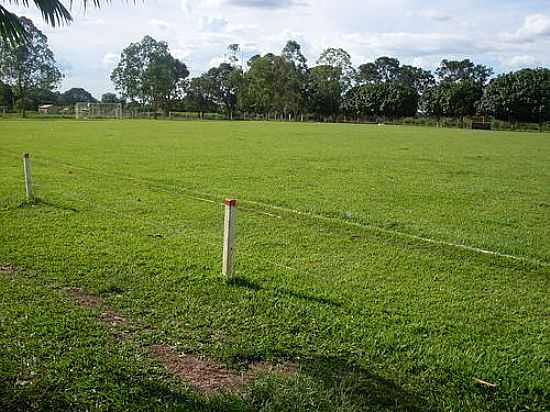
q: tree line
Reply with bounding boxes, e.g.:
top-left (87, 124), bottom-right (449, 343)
top-left (109, 37), bottom-right (550, 126)
top-left (1, 17), bottom-right (550, 126)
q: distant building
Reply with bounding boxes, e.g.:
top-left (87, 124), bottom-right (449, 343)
top-left (38, 104), bottom-right (59, 114)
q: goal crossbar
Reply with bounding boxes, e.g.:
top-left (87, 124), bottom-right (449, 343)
top-left (75, 102), bottom-right (122, 119)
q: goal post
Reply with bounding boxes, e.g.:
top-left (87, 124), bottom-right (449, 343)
top-left (75, 102), bottom-right (122, 120)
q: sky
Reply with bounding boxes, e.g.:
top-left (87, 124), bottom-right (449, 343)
top-left (7, 0), bottom-right (550, 98)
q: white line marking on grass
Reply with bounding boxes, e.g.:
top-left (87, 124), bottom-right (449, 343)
top-left (30, 157), bottom-right (280, 219)
top-left (238, 199), bottom-right (550, 269)
top-left (21, 153), bottom-right (548, 269)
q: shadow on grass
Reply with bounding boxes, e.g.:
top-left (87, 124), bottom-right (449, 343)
top-left (302, 355), bottom-right (431, 411)
top-left (228, 276), bottom-right (341, 307)
top-left (18, 197), bottom-right (78, 212)
top-left (246, 354), bottom-right (434, 411)
top-left (0, 374), bottom-right (246, 412)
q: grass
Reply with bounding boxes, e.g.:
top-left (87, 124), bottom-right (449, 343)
top-left (0, 119), bottom-right (549, 411)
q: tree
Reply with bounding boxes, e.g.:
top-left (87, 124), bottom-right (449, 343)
top-left (226, 43), bottom-right (240, 66)
top-left (436, 59), bottom-right (493, 84)
top-left (368, 57), bottom-right (400, 82)
top-left (110, 41), bottom-right (142, 104)
top-left (111, 36), bottom-right (189, 113)
top-left (357, 57), bottom-right (434, 94)
top-left (421, 80), bottom-right (483, 124)
top-left (422, 59), bottom-right (493, 125)
top-left (184, 75), bottom-right (218, 115)
top-left (343, 81), bottom-right (418, 120)
top-left (59, 87), bottom-right (97, 105)
top-left (317, 47), bottom-right (355, 91)
top-left (342, 83), bottom-right (383, 119)
top-left (307, 65), bottom-right (342, 120)
top-left (238, 54), bottom-right (276, 116)
top-left (420, 85), bottom-right (446, 120)
top-left (281, 40), bottom-right (308, 118)
top-left (479, 68), bottom-right (550, 127)
top-left (356, 56), bottom-right (435, 100)
top-left (0, 17), bottom-right (62, 116)
top-left (356, 62), bottom-right (379, 84)
top-left (205, 63), bottom-right (241, 118)
top-left (397, 65), bottom-right (434, 94)
top-left (380, 81), bottom-right (418, 118)
top-left (282, 40), bottom-right (307, 73)
top-left (0, 80), bottom-right (14, 110)
top-left (101, 92), bottom-right (121, 103)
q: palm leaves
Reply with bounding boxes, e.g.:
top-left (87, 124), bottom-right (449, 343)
top-left (0, 1), bottom-right (102, 45)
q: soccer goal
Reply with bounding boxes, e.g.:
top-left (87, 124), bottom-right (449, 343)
top-left (75, 102), bottom-right (122, 120)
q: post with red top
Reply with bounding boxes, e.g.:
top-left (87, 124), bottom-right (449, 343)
top-left (22, 153), bottom-right (33, 201)
top-left (223, 198), bottom-right (237, 277)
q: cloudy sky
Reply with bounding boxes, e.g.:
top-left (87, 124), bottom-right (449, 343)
top-left (8, 0), bottom-right (550, 97)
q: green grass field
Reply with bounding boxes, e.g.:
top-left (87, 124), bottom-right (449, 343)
top-left (1, 120), bottom-right (549, 411)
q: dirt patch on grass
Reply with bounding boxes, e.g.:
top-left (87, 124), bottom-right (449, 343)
top-left (151, 345), bottom-right (298, 394)
top-left (65, 288), bottom-right (297, 393)
top-left (99, 310), bottom-right (128, 326)
top-left (151, 345), bottom-right (252, 393)
top-left (65, 287), bottom-right (104, 308)
top-left (250, 361), bottom-right (298, 377)
top-left (0, 265), bottom-right (20, 275)
top-left (65, 288), bottom-right (131, 340)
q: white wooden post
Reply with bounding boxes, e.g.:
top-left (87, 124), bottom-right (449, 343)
top-left (22, 153), bottom-right (33, 200)
top-left (222, 198), bottom-right (237, 277)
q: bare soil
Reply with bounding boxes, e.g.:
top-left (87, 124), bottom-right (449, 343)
top-left (65, 287), bottom-right (104, 308)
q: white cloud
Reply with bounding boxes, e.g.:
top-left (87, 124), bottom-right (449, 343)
top-left (225, 0), bottom-right (304, 9)
top-left (416, 9), bottom-right (452, 22)
top-left (226, 23), bottom-right (258, 33)
top-left (81, 18), bottom-right (106, 25)
top-left (180, 0), bottom-right (193, 13)
top-left (344, 32), bottom-right (483, 58)
top-left (102, 53), bottom-right (119, 66)
top-left (171, 48), bottom-right (193, 60)
top-left (500, 55), bottom-right (540, 70)
top-left (181, 0), bottom-right (223, 13)
top-left (521, 14), bottom-right (550, 37)
top-left (504, 14), bottom-right (550, 43)
top-left (200, 16), bottom-right (228, 32)
top-left (208, 56), bottom-right (227, 67)
top-left (150, 19), bottom-right (171, 31)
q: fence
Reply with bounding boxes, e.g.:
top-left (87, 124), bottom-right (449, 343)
top-left (9, 151), bottom-right (547, 292)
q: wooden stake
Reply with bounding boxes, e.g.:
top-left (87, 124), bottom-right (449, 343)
top-left (473, 378), bottom-right (497, 389)
top-left (223, 199), bottom-right (237, 277)
top-left (22, 153), bottom-right (33, 200)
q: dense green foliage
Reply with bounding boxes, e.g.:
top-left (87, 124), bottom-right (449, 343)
top-left (343, 81), bottom-right (418, 119)
top-left (110, 36), bottom-right (189, 113)
top-left (100, 92), bottom-right (122, 103)
top-left (0, 79), bottom-right (14, 108)
top-left (421, 59), bottom-right (492, 122)
top-left (58, 87), bottom-right (97, 105)
top-left (479, 68), bottom-right (550, 125)
top-left (0, 17), bottom-right (62, 115)
top-left (1, 120), bottom-right (549, 411)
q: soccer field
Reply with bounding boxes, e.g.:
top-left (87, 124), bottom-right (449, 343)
top-left (1, 120), bottom-right (549, 411)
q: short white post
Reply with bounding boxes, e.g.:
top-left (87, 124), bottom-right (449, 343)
top-left (22, 153), bottom-right (33, 200)
top-left (222, 198), bottom-right (237, 277)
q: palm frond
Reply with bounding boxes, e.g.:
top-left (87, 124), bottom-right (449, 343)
top-left (0, 5), bottom-right (26, 45)
top-left (4, 0), bottom-right (73, 27)
top-left (1, 0), bottom-right (110, 46)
